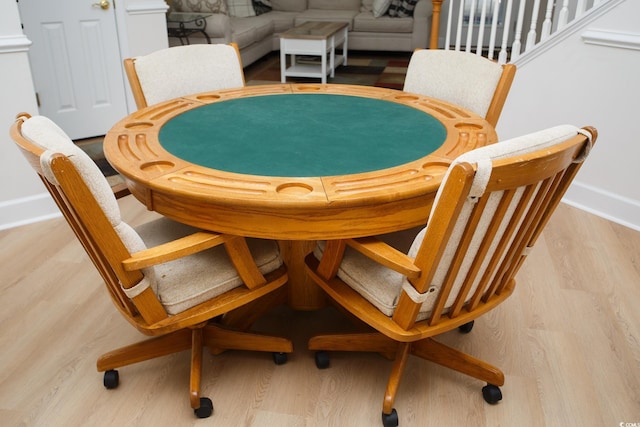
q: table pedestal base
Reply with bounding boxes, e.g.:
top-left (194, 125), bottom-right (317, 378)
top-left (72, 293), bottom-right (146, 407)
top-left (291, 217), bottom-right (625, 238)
top-left (279, 240), bottom-right (326, 310)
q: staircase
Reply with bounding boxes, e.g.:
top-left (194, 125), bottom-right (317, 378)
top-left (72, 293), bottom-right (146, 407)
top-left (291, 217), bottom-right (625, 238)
top-left (429, 0), bottom-right (619, 64)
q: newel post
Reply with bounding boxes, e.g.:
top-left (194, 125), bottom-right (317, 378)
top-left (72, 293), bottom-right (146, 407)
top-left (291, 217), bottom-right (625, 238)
top-left (430, 0), bottom-right (443, 49)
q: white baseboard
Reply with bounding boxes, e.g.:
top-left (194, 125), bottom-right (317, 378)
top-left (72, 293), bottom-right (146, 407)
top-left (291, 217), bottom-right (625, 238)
top-left (563, 181), bottom-right (640, 232)
top-left (0, 192), bottom-right (60, 231)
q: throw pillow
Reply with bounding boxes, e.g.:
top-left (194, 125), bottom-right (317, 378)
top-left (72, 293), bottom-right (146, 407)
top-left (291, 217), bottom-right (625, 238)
top-left (227, 0), bottom-right (257, 17)
top-left (170, 0), bottom-right (228, 14)
top-left (253, 0), bottom-right (272, 15)
top-left (372, 0), bottom-right (391, 18)
top-left (388, 0), bottom-right (418, 17)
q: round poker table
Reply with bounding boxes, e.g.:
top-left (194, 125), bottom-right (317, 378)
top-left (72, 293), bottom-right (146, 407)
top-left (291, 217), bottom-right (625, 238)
top-left (105, 84), bottom-right (497, 309)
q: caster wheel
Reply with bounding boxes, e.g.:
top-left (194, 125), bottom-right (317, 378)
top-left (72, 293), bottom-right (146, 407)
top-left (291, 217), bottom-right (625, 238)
top-left (381, 408), bottom-right (398, 427)
top-left (103, 370), bottom-right (119, 389)
top-left (315, 351), bottom-right (330, 369)
top-left (273, 352), bottom-right (288, 365)
top-left (194, 397), bottom-right (213, 418)
top-left (458, 320), bottom-right (475, 334)
top-left (482, 384), bottom-right (502, 404)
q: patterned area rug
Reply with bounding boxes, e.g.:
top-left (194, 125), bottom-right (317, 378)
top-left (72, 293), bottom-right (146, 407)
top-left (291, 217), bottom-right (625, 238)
top-left (245, 51), bottom-right (410, 89)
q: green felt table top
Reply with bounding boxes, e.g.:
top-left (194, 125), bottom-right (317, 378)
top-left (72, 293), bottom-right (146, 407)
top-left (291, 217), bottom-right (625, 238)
top-left (159, 93), bottom-right (447, 177)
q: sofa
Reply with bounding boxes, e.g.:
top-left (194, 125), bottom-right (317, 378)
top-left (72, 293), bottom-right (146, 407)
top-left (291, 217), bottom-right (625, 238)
top-left (167, 0), bottom-right (433, 67)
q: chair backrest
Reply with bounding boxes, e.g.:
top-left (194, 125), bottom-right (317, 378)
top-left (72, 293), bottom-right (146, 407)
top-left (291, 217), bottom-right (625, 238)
top-left (392, 124), bottom-right (595, 330)
top-left (10, 113), bottom-right (167, 323)
top-left (124, 43), bottom-right (245, 109)
top-left (403, 49), bottom-right (516, 127)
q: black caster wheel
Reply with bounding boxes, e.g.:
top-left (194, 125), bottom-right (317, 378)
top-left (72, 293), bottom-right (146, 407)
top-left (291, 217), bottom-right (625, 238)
top-left (482, 384), bottom-right (502, 404)
top-left (273, 352), bottom-right (288, 365)
top-left (194, 397), bottom-right (213, 418)
top-left (103, 370), bottom-right (119, 389)
top-left (381, 408), bottom-right (398, 427)
top-left (458, 320), bottom-right (475, 334)
top-left (315, 351), bottom-right (330, 369)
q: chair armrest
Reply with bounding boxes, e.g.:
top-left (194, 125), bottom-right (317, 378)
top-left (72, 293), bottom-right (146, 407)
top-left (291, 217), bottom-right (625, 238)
top-left (122, 232), bottom-right (226, 271)
top-left (346, 237), bottom-right (421, 279)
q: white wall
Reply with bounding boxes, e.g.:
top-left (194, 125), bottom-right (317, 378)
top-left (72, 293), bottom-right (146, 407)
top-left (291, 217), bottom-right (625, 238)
top-left (497, 0), bottom-right (640, 231)
top-left (0, 1), bottom-right (58, 229)
top-left (0, 0), bottom-right (168, 230)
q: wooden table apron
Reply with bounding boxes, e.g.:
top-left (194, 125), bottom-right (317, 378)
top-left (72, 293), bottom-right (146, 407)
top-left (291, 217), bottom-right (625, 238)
top-left (104, 84), bottom-right (497, 310)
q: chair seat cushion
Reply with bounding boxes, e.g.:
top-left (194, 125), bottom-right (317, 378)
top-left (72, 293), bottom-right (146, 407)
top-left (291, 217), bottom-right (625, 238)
top-left (136, 218), bottom-right (283, 315)
top-left (314, 240), bottom-right (435, 320)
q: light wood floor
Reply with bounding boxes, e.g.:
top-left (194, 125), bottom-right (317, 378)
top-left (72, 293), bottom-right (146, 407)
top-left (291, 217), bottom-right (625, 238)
top-left (1, 196), bottom-right (639, 426)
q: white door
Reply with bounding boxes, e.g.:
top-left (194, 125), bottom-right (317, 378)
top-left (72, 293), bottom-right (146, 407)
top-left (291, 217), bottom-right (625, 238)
top-left (18, 0), bottom-right (128, 140)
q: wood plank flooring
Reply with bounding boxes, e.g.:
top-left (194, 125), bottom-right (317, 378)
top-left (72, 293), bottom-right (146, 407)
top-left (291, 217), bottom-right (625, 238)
top-left (1, 196), bottom-right (639, 426)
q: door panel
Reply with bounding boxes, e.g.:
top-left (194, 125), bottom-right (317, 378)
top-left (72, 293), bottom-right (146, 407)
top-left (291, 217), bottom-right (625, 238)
top-left (19, 0), bottom-right (128, 139)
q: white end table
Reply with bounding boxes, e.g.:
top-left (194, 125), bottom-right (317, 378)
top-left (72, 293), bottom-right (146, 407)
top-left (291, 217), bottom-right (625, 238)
top-left (279, 21), bottom-right (348, 84)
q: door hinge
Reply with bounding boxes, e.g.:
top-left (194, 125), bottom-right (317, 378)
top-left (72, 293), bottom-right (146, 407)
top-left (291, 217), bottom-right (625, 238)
top-left (35, 92), bottom-right (41, 107)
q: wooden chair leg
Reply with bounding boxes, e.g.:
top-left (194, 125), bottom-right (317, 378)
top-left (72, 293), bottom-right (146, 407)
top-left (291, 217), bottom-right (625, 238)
top-left (202, 323), bottom-right (293, 354)
top-left (190, 328), bottom-right (203, 409)
top-left (411, 338), bottom-right (505, 386)
top-left (309, 332), bottom-right (398, 354)
top-left (97, 329), bottom-right (192, 372)
top-left (383, 342), bottom-right (410, 415)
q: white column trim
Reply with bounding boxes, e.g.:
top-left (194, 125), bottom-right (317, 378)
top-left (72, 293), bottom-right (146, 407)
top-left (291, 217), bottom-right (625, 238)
top-left (0, 35), bottom-right (32, 54)
top-left (581, 29), bottom-right (640, 50)
top-left (125, 1), bottom-right (169, 15)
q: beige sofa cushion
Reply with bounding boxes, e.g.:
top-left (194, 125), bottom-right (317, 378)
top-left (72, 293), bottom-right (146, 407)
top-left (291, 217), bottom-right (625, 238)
top-left (272, 0), bottom-right (307, 12)
top-left (202, 14), bottom-right (231, 38)
top-left (308, 0), bottom-right (360, 10)
top-left (268, 10), bottom-right (300, 32)
top-left (231, 15), bottom-right (274, 48)
top-left (353, 12), bottom-right (414, 33)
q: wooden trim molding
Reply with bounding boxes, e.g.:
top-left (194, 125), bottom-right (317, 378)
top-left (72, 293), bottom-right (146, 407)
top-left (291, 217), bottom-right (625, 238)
top-left (0, 35), bottom-right (32, 54)
top-left (125, 0), bottom-right (170, 15)
top-left (581, 29), bottom-right (640, 51)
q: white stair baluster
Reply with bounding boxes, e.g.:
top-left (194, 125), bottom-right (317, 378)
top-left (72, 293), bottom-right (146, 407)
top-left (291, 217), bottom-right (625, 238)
top-left (576, 0), bottom-right (587, 18)
top-left (456, 0), bottom-right (465, 51)
top-left (465, 0), bottom-right (477, 53)
top-left (525, 0), bottom-right (541, 52)
top-left (541, 0), bottom-right (555, 40)
top-left (488, 0), bottom-right (502, 60)
top-left (445, 0), bottom-right (454, 50)
top-left (511, 0), bottom-right (527, 60)
top-left (498, 0), bottom-right (514, 64)
top-left (558, 0), bottom-right (570, 29)
top-left (475, 0), bottom-right (488, 55)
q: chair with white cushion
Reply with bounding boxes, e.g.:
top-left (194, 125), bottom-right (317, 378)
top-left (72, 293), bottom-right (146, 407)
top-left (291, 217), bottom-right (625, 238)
top-left (305, 124), bottom-right (596, 427)
top-left (124, 43), bottom-right (245, 109)
top-left (10, 113), bottom-right (291, 419)
top-left (403, 49), bottom-right (516, 127)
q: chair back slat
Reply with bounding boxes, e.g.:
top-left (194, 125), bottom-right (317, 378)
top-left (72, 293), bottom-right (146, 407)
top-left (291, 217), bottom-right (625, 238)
top-left (449, 189), bottom-right (517, 317)
top-left (406, 126), bottom-right (594, 330)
